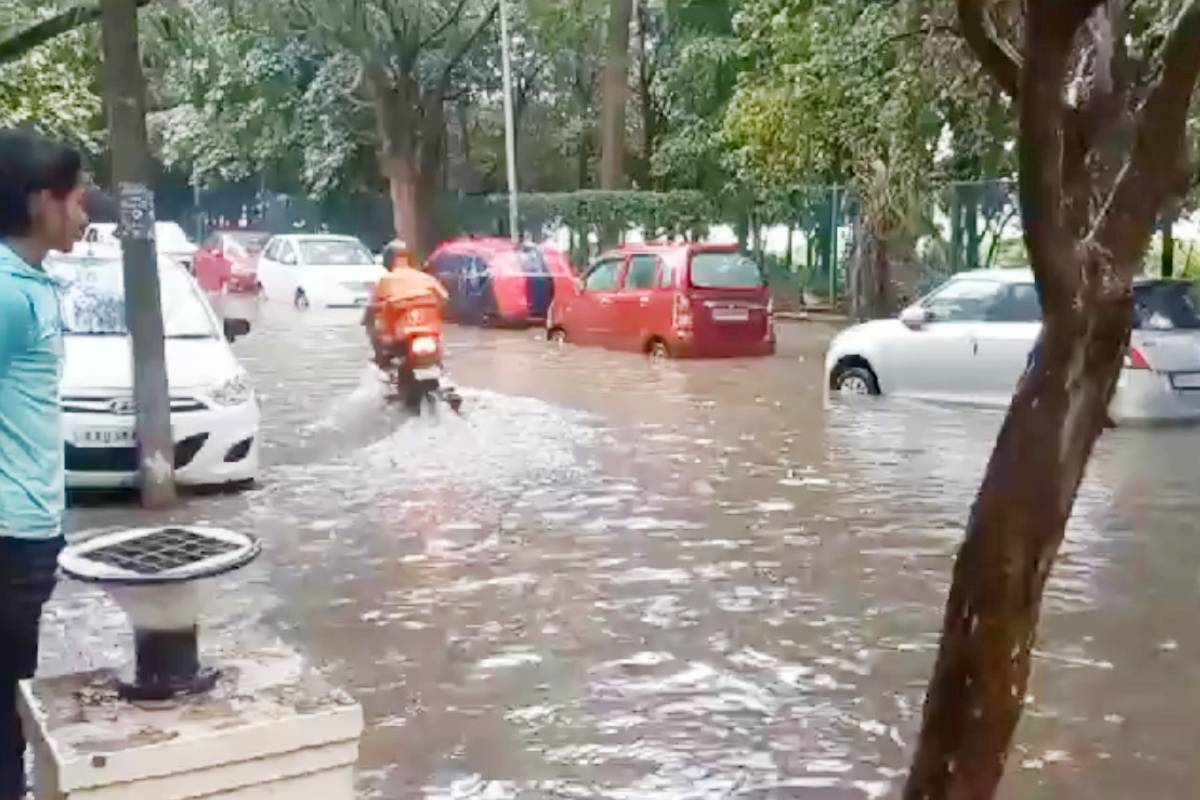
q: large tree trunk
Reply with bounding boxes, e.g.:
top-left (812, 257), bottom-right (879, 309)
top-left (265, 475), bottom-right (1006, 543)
top-left (368, 66), bottom-right (447, 261)
top-left (904, 272), bottom-right (1131, 798)
top-left (599, 0), bottom-right (633, 190)
top-left (382, 155), bottom-right (438, 261)
top-left (905, 1), bottom-right (1200, 797)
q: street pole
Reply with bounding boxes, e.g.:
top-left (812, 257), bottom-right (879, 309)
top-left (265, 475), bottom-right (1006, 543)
top-left (100, 0), bottom-right (176, 508)
top-left (498, 0), bottom-right (519, 242)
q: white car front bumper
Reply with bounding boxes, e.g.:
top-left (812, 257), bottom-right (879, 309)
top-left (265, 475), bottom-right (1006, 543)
top-left (63, 397), bottom-right (261, 489)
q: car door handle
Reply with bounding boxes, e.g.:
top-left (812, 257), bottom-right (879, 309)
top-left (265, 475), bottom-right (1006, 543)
top-left (639, 296), bottom-right (650, 307)
top-left (599, 297), bottom-right (614, 306)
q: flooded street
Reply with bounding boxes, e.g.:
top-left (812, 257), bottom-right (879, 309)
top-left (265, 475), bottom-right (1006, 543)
top-left (52, 301), bottom-right (1200, 799)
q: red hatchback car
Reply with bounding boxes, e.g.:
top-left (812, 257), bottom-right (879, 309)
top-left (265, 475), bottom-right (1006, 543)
top-left (193, 230), bottom-right (272, 294)
top-left (547, 243), bottom-right (776, 358)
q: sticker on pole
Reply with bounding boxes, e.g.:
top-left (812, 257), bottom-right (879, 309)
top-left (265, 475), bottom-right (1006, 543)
top-left (117, 182), bottom-right (156, 241)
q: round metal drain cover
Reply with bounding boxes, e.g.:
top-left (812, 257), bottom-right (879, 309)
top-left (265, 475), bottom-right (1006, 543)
top-left (60, 526), bottom-right (260, 585)
top-left (59, 526), bottom-right (261, 701)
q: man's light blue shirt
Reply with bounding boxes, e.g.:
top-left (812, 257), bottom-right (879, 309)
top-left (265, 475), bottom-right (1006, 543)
top-left (0, 242), bottom-right (64, 539)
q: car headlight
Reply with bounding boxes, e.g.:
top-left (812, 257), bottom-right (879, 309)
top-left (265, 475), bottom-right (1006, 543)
top-left (208, 372), bottom-right (253, 407)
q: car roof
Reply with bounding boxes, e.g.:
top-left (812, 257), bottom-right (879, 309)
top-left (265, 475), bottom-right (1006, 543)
top-left (46, 250), bottom-right (188, 274)
top-left (952, 268), bottom-right (1191, 288)
top-left (617, 241), bottom-right (739, 253)
top-left (951, 268), bottom-right (1034, 283)
top-left (274, 233), bottom-right (362, 243)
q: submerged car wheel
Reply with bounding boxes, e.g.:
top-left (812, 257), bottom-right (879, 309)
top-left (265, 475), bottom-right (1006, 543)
top-left (835, 365), bottom-right (879, 396)
top-left (294, 289), bottom-right (310, 310)
top-left (548, 328), bottom-right (568, 345)
top-left (648, 339), bottom-right (670, 361)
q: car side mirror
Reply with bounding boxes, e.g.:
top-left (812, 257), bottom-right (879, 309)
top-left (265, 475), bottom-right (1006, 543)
top-left (224, 318), bottom-right (251, 342)
top-left (900, 305), bottom-right (931, 330)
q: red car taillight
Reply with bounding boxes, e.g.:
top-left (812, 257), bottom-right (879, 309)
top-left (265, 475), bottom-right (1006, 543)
top-left (1124, 346), bottom-right (1151, 370)
top-left (672, 293), bottom-right (693, 332)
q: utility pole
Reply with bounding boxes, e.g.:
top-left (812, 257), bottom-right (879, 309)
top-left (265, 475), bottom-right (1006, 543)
top-left (101, 0), bottom-right (176, 508)
top-left (497, 0), bottom-right (519, 242)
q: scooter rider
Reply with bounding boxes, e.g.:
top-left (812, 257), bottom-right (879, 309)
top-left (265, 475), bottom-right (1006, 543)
top-left (364, 240), bottom-right (448, 368)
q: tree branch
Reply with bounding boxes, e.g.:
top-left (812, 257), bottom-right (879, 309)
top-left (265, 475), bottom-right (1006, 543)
top-left (419, 0), bottom-right (473, 50)
top-left (1096, 0), bottom-right (1200, 265)
top-left (438, 2), bottom-right (498, 89)
top-left (0, 0), bottom-right (153, 64)
top-left (1016, 0), bottom-right (1106, 309)
top-left (955, 0), bottom-right (1021, 98)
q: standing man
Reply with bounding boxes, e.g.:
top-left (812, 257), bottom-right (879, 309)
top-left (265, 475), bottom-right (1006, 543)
top-left (0, 129), bottom-right (88, 800)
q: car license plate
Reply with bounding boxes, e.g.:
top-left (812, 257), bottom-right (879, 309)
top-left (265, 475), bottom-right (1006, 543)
top-left (712, 308), bottom-right (749, 322)
top-left (76, 428), bottom-right (135, 447)
top-left (412, 367), bottom-right (441, 381)
top-left (1171, 372), bottom-right (1200, 390)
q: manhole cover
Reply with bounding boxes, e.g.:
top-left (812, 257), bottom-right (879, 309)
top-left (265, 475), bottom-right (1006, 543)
top-left (59, 526), bottom-right (261, 701)
top-left (60, 526), bottom-right (260, 585)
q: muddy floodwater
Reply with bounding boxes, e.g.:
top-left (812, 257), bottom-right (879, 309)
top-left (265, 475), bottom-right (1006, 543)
top-left (51, 300), bottom-right (1200, 799)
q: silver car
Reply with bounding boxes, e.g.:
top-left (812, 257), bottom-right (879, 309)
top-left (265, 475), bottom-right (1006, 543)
top-left (824, 269), bottom-right (1200, 423)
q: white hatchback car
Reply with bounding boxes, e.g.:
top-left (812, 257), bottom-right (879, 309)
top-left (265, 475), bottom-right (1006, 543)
top-left (47, 252), bottom-right (261, 489)
top-left (825, 269), bottom-right (1200, 423)
top-left (256, 234), bottom-right (385, 309)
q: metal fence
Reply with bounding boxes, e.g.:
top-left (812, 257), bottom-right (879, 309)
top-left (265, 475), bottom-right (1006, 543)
top-left (171, 179), bottom-right (1029, 305)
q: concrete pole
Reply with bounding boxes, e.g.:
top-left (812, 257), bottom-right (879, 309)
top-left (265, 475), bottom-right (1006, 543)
top-left (498, 0), bottom-right (520, 242)
top-left (100, 0), bottom-right (176, 508)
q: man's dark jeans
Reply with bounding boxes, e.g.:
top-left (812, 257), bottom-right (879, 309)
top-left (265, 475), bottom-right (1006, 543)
top-left (0, 537), bottom-right (62, 800)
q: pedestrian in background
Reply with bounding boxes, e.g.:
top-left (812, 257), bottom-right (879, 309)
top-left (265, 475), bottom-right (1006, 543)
top-left (0, 129), bottom-right (88, 800)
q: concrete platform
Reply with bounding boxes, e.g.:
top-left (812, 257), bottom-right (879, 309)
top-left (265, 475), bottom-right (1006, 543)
top-left (19, 642), bottom-right (363, 800)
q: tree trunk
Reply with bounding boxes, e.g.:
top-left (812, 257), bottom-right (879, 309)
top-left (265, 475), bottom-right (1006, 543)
top-left (382, 155), bottom-right (440, 263)
top-left (633, 0), bottom-right (658, 189)
top-left (368, 67), bottom-right (447, 261)
top-left (905, 0), bottom-right (1200, 795)
top-left (1161, 211), bottom-right (1177, 278)
top-left (100, 0), bottom-right (175, 509)
top-left (904, 266), bottom-right (1131, 798)
top-left (599, 0), bottom-right (633, 190)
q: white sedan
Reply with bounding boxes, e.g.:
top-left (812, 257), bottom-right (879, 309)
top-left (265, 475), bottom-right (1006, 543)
top-left (256, 234), bottom-right (385, 309)
top-left (825, 269), bottom-right (1200, 423)
top-left (48, 252), bottom-right (260, 489)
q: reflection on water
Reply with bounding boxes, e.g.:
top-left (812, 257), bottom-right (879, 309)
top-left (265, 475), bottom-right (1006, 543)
top-left (54, 300), bottom-right (1200, 799)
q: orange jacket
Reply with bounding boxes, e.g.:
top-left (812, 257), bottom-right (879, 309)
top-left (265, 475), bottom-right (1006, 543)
top-left (372, 267), bottom-right (449, 344)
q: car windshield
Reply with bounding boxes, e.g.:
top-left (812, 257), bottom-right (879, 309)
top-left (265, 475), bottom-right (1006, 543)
top-left (1134, 281), bottom-right (1200, 330)
top-left (689, 252), bottom-right (764, 289)
top-left (156, 222), bottom-right (193, 250)
top-left (922, 279), bottom-right (1006, 322)
top-left (226, 231), bottom-right (270, 257)
top-left (51, 257), bottom-right (218, 339)
top-left (298, 239), bottom-right (373, 266)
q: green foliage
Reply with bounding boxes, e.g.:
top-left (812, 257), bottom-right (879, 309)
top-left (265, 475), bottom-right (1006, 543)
top-left (723, 0), bottom-right (943, 242)
top-left (0, 1), bottom-right (103, 151)
top-left (146, 2), bottom-right (374, 197)
top-left (650, 0), bottom-right (741, 193)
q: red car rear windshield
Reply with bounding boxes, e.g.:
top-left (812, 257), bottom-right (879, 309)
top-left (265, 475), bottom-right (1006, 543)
top-left (689, 252), bottom-right (765, 289)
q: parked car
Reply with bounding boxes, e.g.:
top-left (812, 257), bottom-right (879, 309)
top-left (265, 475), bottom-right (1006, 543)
top-left (193, 229), bottom-right (272, 293)
top-left (546, 243), bottom-right (776, 358)
top-left (256, 234), bottom-right (384, 308)
top-left (825, 268), bottom-right (1200, 423)
top-left (427, 237), bottom-right (576, 325)
top-left (79, 222), bottom-right (199, 273)
top-left (45, 252), bottom-right (260, 489)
